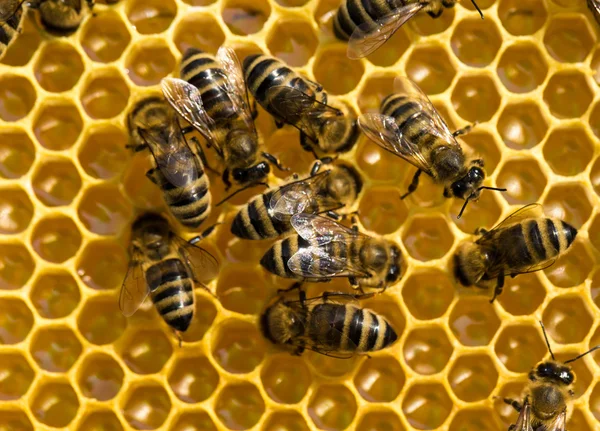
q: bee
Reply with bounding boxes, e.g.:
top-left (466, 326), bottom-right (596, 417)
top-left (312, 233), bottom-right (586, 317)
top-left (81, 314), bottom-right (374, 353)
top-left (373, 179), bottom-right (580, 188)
top-left (500, 321), bottom-right (600, 431)
top-left (231, 159), bottom-right (363, 240)
top-left (454, 203), bottom-right (577, 303)
top-left (243, 53), bottom-right (359, 158)
top-left (120, 213), bottom-right (219, 337)
top-left (261, 213), bottom-right (403, 291)
top-left (127, 96), bottom-right (212, 229)
top-left (261, 289), bottom-right (398, 357)
top-left (0, 0), bottom-right (25, 60)
top-left (358, 77), bottom-right (505, 218)
top-left (588, 0), bottom-right (600, 26)
top-left (333, 0), bottom-right (483, 59)
top-left (162, 46), bottom-right (286, 190)
top-left (28, 0), bottom-right (94, 35)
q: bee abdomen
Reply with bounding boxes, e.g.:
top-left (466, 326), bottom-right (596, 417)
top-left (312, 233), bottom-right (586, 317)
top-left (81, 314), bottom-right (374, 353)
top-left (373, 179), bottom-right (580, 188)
top-left (244, 55), bottom-right (292, 103)
top-left (530, 218), bottom-right (577, 260)
top-left (163, 176), bottom-right (211, 228)
top-left (231, 192), bottom-right (291, 240)
top-left (260, 236), bottom-right (301, 278)
top-left (333, 0), bottom-right (396, 41)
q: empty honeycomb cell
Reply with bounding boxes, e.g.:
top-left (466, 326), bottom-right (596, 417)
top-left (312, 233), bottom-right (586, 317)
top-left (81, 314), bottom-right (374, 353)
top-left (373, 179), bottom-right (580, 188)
top-left (31, 215), bottom-right (82, 263)
top-left (216, 266), bottom-right (268, 315)
top-left (496, 158), bottom-right (547, 205)
top-left (0, 409), bottom-right (33, 431)
top-left (212, 319), bottom-right (265, 374)
top-left (34, 42), bottom-right (85, 92)
top-left (264, 410), bottom-right (310, 431)
top-left (357, 74), bottom-right (395, 114)
top-left (216, 215), bottom-right (272, 264)
top-left (545, 239), bottom-right (592, 288)
top-left (30, 271), bottom-right (80, 319)
top-left (0, 297), bottom-right (34, 344)
top-left (460, 0), bottom-right (495, 12)
top-left (543, 183), bottom-right (593, 228)
top-left (544, 127), bottom-right (593, 176)
top-left (0, 243), bottom-right (35, 290)
top-left (261, 355), bottom-right (311, 404)
top-left (0, 352), bottom-right (34, 400)
top-left (568, 408), bottom-right (594, 431)
top-left (402, 269), bottom-right (455, 320)
top-left (402, 214), bottom-right (454, 261)
top-left (542, 295), bottom-right (593, 344)
top-left (544, 16), bottom-right (594, 63)
top-left (452, 75), bottom-right (501, 122)
top-left (173, 14), bottom-right (225, 54)
top-left (308, 384), bottom-right (357, 431)
top-left (0, 75), bottom-right (36, 121)
top-left (1, 15), bottom-right (40, 67)
top-left (180, 294), bottom-right (218, 343)
top-left (497, 274), bottom-right (546, 316)
top-left (410, 8), bottom-right (454, 36)
top-left (30, 381), bottom-right (80, 428)
top-left (32, 158), bottom-right (82, 206)
top-left (80, 10), bottom-right (131, 63)
top-left (459, 130), bottom-right (501, 175)
top-left (357, 410), bottom-right (405, 431)
top-left (543, 71), bottom-right (593, 119)
top-left (126, 41), bottom-right (176, 87)
top-left (81, 72), bottom-right (130, 119)
top-left (449, 297), bottom-right (501, 346)
top-left (365, 29), bottom-right (410, 68)
top-left (77, 240), bottom-right (128, 291)
top-left (77, 353), bottom-right (124, 401)
top-left (494, 324), bottom-right (547, 373)
top-left (222, 0), bottom-right (271, 36)
top-left (592, 383), bottom-right (600, 422)
top-left (401, 382), bottom-right (453, 430)
top-left (30, 327), bottom-right (82, 373)
top-left (449, 407), bottom-right (503, 431)
top-left (354, 355), bottom-right (405, 402)
top-left (494, 381), bottom-right (527, 428)
top-left (356, 134), bottom-right (408, 184)
top-left (122, 151), bottom-right (165, 209)
top-left (78, 125), bottom-right (128, 180)
top-left (264, 130), bottom-right (312, 181)
top-left (403, 326), bottom-right (454, 375)
top-left (498, 0), bottom-right (547, 35)
top-left (126, 0), bottom-right (177, 35)
top-left (448, 353), bottom-right (498, 402)
top-left (33, 102), bottom-right (83, 151)
top-left (122, 384), bottom-right (172, 430)
top-left (77, 184), bottom-right (132, 236)
top-left (0, 130), bottom-right (35, 179)
top-left (497, 102), bottom-right (548, 150)
top-left (77, 296), bottom-right (127, 345)
top-left (215, 382), bottom-right (265, 430)
top-left (0, 187), bottom-right (33, 234)
top-left (451, 191), bottom-right (502, 235)
top-left (120, 329), bottom-right (173, 374)
top-left (555, 351), bottom-right (593, 399)
top-left (171, 410), bottom-right (217, 431)
top-left (406, 45), bottom-right (456, 94)
top-left (168, 355), bottom-right (219, 403)
top-left (497, 43), bottom-right (548, 93)
top-left (450, 18), bottom-right (502, 67)
top-left (266, 19), bottom-right (317, 68)
top-left (77, 410), bottom-right (124, 431)
top-left (313, 47), bottom-right (364, 95)
top-left (358, 185), bottom-right (408, 235)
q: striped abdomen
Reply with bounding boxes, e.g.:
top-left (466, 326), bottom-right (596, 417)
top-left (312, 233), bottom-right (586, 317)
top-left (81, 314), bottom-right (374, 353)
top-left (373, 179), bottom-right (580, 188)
top-left (230, 190), bottom-right (292, 240)
top-left (146, 258), bottom-right (194, 332)
top-left (0, 5), bottom-right (23, 58)
top-left (333, 0), bottom-right (410, 40)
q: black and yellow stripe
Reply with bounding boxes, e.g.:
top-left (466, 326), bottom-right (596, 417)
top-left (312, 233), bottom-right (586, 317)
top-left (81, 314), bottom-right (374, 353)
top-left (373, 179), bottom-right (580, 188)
top-left (0, 4), bottom-right (23, 58)
top-left (333, 0), bottom-right (410, 40)
top-left (230, 190), bottom-right (291, 239)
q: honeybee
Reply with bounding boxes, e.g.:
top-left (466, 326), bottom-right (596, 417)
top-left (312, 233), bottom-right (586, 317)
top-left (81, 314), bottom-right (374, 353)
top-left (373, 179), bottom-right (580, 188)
top-left (454, 203), bottom-right (577, 303)
top-left (231, 159), bottom-right (363, 240)
top-left (120, 213), bottom-right (219, 336)
top-left (261, 213), bottom-right (403, 291)
top-left (0, 0), bottom-right (25, 60)
top-left (127, 96), bottom-right (212, 229)
top-left (162, 47), bottom-right (286, 190)
top-left (333, 0), bottom-right (483, 59)
top-left (358, 77), bottom-right (505, 218)
top-left (500, 321), bottom-right (600, 431)
top-left (261, 289), bottom-right (398, 357)
top-left (28, 0), bottom-right (94, 35)
top-left (588, 0), bottom-right (600, 25)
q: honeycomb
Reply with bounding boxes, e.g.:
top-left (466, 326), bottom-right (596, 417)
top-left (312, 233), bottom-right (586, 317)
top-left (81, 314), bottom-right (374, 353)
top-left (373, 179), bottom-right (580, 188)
top-left (0, 0), bottom-right (599, 429)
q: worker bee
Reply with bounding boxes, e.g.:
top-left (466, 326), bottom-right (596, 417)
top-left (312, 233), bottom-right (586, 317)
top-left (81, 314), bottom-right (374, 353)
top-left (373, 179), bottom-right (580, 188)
top-left (127, 96), bottom-right (212, 229)
top-left (162, 46), bottom-right (286, 190)
top-left (0, 0), bottom-right (25, 60)
top-left (500, 321), bottom-right (600, 431)
top-left (333, 0), bottom-right (483, 59)
top-left (261, 213), bottom-right (403, 291)
top-left (588, 0), bottom-right (600, 26)
top-left (28, 0), bottom-right (94, 35)
top-left (261, 289), bottom-right (398, 357)
top-left (454, 203), bottom-right (577, 303)
top-left (120, 213), bottom-right (219, 336)
top-left (231, 159), bottom-right (363, 240)
top-left (358, 77), bottom-right (505, 218)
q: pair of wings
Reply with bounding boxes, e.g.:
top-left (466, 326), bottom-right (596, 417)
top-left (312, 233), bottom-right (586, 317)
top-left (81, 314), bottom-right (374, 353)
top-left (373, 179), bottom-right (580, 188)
top-left (161, 46), bottom-right (257, 159)
top-left (119, 235), bottom-right (219, 317)
top-left (358, 76), bottom-right (460, 178)
top-left (512, 400), bottom-right (566, 431)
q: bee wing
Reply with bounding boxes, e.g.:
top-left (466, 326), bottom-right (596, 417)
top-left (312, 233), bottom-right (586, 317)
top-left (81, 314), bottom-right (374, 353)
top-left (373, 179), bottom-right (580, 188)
top-left (347, 2), bottom-right (424, 59)
top-left (291, 213), bottom-right (364, 246)
top-left (119, 248), bottom-right (150, 317)
top-left (588, 0), bottom-right (600, 24)
top-left (545, 410), bottom-right (566, 431)
top-left (512, 401), bottom-right (534, 431)
top-left (476, 204), bottom-right (544, 244)
top-left (174, 236), bottom-right (220, 285)
top-left (288, 245), bottom-right (371, 279)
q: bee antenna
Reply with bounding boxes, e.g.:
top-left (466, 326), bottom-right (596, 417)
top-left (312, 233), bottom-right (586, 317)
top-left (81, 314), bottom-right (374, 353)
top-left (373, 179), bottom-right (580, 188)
top-left (457, 186), bottom-right (506, 219)
top-left (470, 0), bottom-right (484, 19)
top-left (564, 345), bottom-right (600, 365)
top-left (216, 182), bottom-right (269, 206)
top-left (539, 321), bottom-right (556, 361)
top-left (456, 197), bottom-right (470, 220)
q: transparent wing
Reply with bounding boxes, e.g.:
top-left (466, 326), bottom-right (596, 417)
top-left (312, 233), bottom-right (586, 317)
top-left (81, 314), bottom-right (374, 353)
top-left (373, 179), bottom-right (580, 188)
top-left (477, 204), bottom-right (544, 244)
top-left (119, 248), bottom-right (150, 317)
top-left (174, 236), bottom-right (220, 285)
top-left (287, 245), bottom-right (371, 279)
top-left (347, 2), bottom-right (423, 59)
top-left (291, 213), bottom-right (364, 246)
top-left (545, 410), bottom-right (566, 431)
top-left (588, 0), bottom-right (600, 24)
top-left (512, 401), bottom-right (534, 431)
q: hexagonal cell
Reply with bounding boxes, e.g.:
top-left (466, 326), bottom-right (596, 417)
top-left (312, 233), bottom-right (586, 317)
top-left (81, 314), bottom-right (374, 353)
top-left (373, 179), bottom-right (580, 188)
top-left (222, 0), bottom-right (271, 35)
top-left (404, 326), bottom-right (453, 375)
top-left (0, 297), bottom-right (33, 344)
top-left (77, 353), bottom-right (124, 401)
top-left (77, 296), bottom-right (127, 345)
top-left (357, 410), bottom-right (405, 431)
top-left (358, 185), bottom-right (408, 235)
top-left (360, 292), bottom-right (406, 337)
top-left (459, 130), bottom-right (502, 176)
top-left (266, 18), bottom-right (317, 68)
top-left (495, 324), bottom-right (547, 373)
top-left (30, 271), bottom-right (80, 319)
top-left (402, 383), bottom-right (453, 430)
top-left (1, 13), bottom-right (40, 67)
top-left (403, 269), bottom-right (455, 320)
top-left (170, 410), bottom-right (217, 431)
top-left (77, 240), bottom-right (128, 291)
top-left (30, 327), bottom-right (82, 373)
top-left (77, 410), bottom-right (124, 431)
top-left (81, 71), bottom-right (130, 119)
top-left (0, 186), bottom-right (33, 234)
top-left (121, 329), bottom-right (173, 374)
top-left (215, 383), bottom-right (265, 430)
top-left (567, 408), bottom-right (594, 431)
top-left (592, 270), bottom-right (600, 311)
top-left (357, 73), bottom-right (395, 114)
top-left (308, 384), bottom-right (357, 430)
top-left (261, 355), bottom-right (311, 404)
top-left (545, 238), bottom-right (592, 288)
top-left (0, 352), bottom-right (34, 400)
top-left (173, 13), bottom-right (225, 54)
top-left (402, 214), bottom-right (454, 261)
top-left (31, 216), bottom-right (82, 263)
top-left (451, 18), bottom-right (502, 67)
top-left (216, 266), bottom-right (268, 315)
top-left (544, 16), bottom-right (594, 63)
top-left (498, 0), bottom-right (547, 35)
top-left (449, 407), bottom-right (503, 431)
top-left (0, 75), bottom-right (36, 121)
top-left (80, 10), bottom-right (130, 63)
top-left (0, 129), bottom-right (35, 179)
top-left (496, 158), bottom-right (547, 205)
top-left (451, 189), bottom-right (502, 236)
top-left (406, 45), bottom-right (456, 94)
top-left (78, 125), bottom-right (128, 180)
top-left (126, 0), bottom-right (176, 34)
top-left (591, 155), bottom-right (600, 197)
top-left (497, 273), bottom-right (546, 316)
top-left (264, 410), bottom-right (309, 431)
top-left (314, 47), bottom-right (364, 95)
top-left (544, 127), bottom-right (593, 176)
top-left (212, 319), bottom-right (265, 374)
top-left (460, 0), bottom-right (495, 12)
top-left (180, 294), bottom-right (218, 343)
top-left (32, 158), bottom-right (82, 206)
top-left (34, 42), bottom-right (84, 92)
top-left (497, 42), bottom-right (548, 93)
top-left (122, 384), bottom-right (171, 430)
top-left (544, 71), bottom-right (593, 119)
top-left (126, 40), bottom-right (175, 87)
top-left (541, 295), bottom-right (593, 344)
top-left (449, 297), bottom-right (501, 346)
top-left (494, 381), bottom-right (527, 428)
top-left (0, 409), bottom-right (33, 431)
top-left (354, 355), bottom-right (405, 402)
top-left (543, 183), bottom-right (593, 228)
top-left (78, 184), bottom-right (132, 236)
top-left (31, 381), bottom-right (79, 428)
top-left (452, 75), bottom-right (501, 122)
top-left (497, 102), bottom-right (548, 150)
top-left (365, 28), bottom-right (410, 67)
top-left (168, 355), bottom-right (219, 403)
top-left (410, 8), bottom-right (454, 36)
top-left (0, 243), bottom-right (35, 290)
top-left (448, 353), bottom-right (498, 402)
top-left (33, 102), bottom-right (83, 151)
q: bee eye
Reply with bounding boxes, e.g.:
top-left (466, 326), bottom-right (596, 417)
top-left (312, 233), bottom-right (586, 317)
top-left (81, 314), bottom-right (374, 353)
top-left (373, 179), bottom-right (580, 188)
top-left (537, 363), bottom-right (552, 377)
top-left (560, 370), bottom-right (574, 385)
top-left (469, 167), bottom-right (484, 180)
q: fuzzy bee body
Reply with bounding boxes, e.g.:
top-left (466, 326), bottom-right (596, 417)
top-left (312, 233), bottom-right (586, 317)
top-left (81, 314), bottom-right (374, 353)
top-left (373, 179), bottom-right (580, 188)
top-left (0, 0), bottom-right (24, 60)
top-left (30, 0), bottom-right (94, 35)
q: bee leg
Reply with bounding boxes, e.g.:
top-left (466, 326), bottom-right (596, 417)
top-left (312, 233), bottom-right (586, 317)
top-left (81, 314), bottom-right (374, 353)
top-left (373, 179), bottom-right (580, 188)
top-left (490, 273), bottom-right (505, 303)
top-left (222, 169), bottom-right (232, 190)
top-left (325, 211), bottom-right (341, 220)
top-left (474, 227), bottom-right (489, 235)
top-left (452, 122), bottom-right (477, 137)
top-left (191, 137), bottom-right (220, 175)
top-left (125, 143), bottom-right (148, 152)
top-left (400, 169), bottom-right (422, 200)
top-left (145, 169), bottom-right (160, 185)
top-left (188, 224), bottom-right (220, 245)
top-left (277, 282), bottom-right (304, 295)
top-left (262, 152), bottom-right (289, 171)
top-left (427, 7), bottom-right (443, 18)
top-left (502, 397), bottom-right (523, 413)
top-left (310, 159), bottom-right (324, 176)
top-left (173, 330), bottom-right (183, 348)
top-left (251, 100), bottom-right (259, 119)
top-left (275, 118), bottom-right (285, 129)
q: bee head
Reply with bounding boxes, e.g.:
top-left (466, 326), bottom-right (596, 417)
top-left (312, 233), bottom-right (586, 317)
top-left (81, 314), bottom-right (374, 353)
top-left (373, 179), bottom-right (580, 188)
top-left (451, 166), bottom-right (485, 200)
top-left (232, 162), bottom-right (270, 185)
top-left (535, 361), bottom-right (574, 386)
top-left (385, 245), bottom-right (403, 284)
top-left (132, 213), bottom-right (169, 249)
